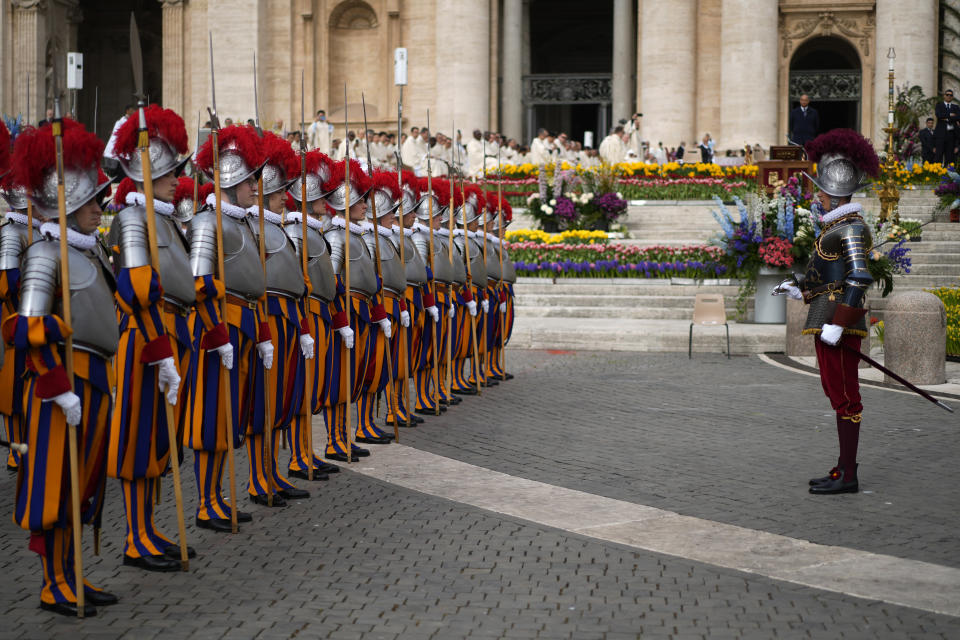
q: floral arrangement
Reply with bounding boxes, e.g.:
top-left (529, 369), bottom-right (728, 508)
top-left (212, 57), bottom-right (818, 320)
top-left (505, 229), bottom-right (608, 245)
top-left (758, 237), bottom-right (794, 268)
top-left (507, 242), bottom-right (727, 279)
top-left (926, 286), bottom-right (960, 357)
top-left (934, 168), bottom-right (960, 210)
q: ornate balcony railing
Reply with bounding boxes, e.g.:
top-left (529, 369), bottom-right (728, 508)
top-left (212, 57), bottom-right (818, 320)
top-left (522, 73), bottom-right (612, 105)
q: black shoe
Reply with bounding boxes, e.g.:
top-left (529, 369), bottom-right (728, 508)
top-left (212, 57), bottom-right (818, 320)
top-left (355, 436), bottom-right (391, 445)
top-left (809, 467), bottom-right (840, 486)
top-left (195, 517), bottom-right (235, 533)
top-left (325, 452), bottom-right (360, 463)
top-left (84, 587), bottom-right (119, 606)
top-left (351, 447), bottom-right (370, 457)
top-left (287, 468), bottom-right (330, 481)
top-left (380, 431), bottom-right (395, 440)
top-left (311, 460), bottom-right (340, 473)
top-left (250, 493), bottom-right (287, 507)
top-left (163, 544), bottom-right (197, 560)
top-left (415, 407), bottom-right (444, 416)
top-left (123, 554), bottom-right (181, 572)
top-left (278, 487), bottom-right (310, 500)
top-left (485, 379), bottom-right (498, 386)
top-left (809, 465), bottom-right (859, 495)
top-left (40, 600), bottom-right (97, 617)
top-left (440, 397), bottom-right (462, 406)
top-left (452, 388), bottom-right (477, 396)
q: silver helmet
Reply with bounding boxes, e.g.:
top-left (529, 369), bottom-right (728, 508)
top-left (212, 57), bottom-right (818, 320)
top-left (261, 161), bottom-right (298, 196)
top-left (803, 153), bottom-right (869, 198)
top-left (325, 178), bottom-right (370, 212)
top-left (174, 195), bottom-right (196, 223)
top-left (289, 161), bottom-right (330, 203)
top-left (366, 186), bottom-right (401, 219)
top-left (31, 165), bottom-right (112, 218)
top-left (204, 144), bottom-right (262, 190)
top-left (457, 193), bottom-right (482, 226)
top-left (119, 136), bottom-right (190, 183)
top-left (401, 183), bottom-right (419, 215)
top-left (1, 184), bottom-right (29, 211)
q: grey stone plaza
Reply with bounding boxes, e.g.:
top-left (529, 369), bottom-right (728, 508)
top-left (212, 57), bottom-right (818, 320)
top-left (0, 349), bottom-right (957, 639)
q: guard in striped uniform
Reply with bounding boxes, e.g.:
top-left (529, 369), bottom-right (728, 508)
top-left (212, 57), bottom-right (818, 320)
top-left (453, 184), bottom-right (487, 394)
top-left (3, 119), bottom-right (119, 616)
top-left (485, 194), bottom-right (515, 381)
top-left (187, 125), bottom-right (268, 531)
top-left (434, 182), bottom-right (469, 409)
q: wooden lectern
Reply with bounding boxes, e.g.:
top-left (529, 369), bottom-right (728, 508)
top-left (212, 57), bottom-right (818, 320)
top-left (756, 145), bottom-right (813, 195)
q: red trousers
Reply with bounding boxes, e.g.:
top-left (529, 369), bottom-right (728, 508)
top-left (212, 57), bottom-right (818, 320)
top-left (814, 334), bottom-right (863, 417)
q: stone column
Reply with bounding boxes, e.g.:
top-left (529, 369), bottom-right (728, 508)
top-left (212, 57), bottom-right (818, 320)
top-left (875, 0), bottom-right (938, 143)
top-left (12, 0), bottom-right (46, 124)
top-left (435, 0), bottom-right (489, 136)
top-left (611, 0), bottom-right (633, 123)
top-left (161, 0), bottom-right (185, 116)
top-left (501, 0), bottom-right (522, 140)
top-left (720, 0), bottom-right (777, 150)
top-left (639, 0), bottom-right (696, 149)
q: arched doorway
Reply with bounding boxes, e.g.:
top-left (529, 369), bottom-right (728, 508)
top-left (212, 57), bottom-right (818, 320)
top-left (789, 36), bottom-right (861, 134)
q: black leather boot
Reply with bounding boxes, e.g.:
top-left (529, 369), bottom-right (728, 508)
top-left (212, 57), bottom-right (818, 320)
top-left (809, 464), bottom-right (858, 494)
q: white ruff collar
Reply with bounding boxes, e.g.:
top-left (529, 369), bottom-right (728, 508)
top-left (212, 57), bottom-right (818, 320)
top-left (245, 205), bottom-right (284, 225)
top-left (453, 229), bottom-right (465, 237)
top-left (285, 211), bottom-right (324, 231)
top-left (400, 227), bottom-right (414, 237)
top-left (436, 227), bottom-right (451, 238)
top-left (126, 192), bottom-right (175, 216)
top-left (821, 202), bottom-right (862, 224)
top-left (412, 222), bottom-right (429, 233)
top-left (40, 222), bottom-right (98, 250)
top-left (375, 224), bottom-right (393, 238)
top-left (5, 212), bottom-right (42, 228)
top-left (205, 193), bottom-right (248, 219)
top-left (330, 216), bottom-right (368, 234)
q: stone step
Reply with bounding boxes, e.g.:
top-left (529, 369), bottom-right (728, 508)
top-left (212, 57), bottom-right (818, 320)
top-left (906, 251), bottom-right (960, 264)
top-left (517, 305), bottom-right (712, 320)
top-left (515, 293), bottom-right (750, 311)
top-left (914, 230), bottom-right (960, 241)
top-left (908, 263), bottom-right (960, 276)
top-left (515, 280), bottom-right (744, 296)
top-left (920, 222), bottom-right (960, 232)
top-left (893, 240), bottom-right (960, 253)
top-left (508, 316), bottom-right (784, 354)
top-left (891, 274), bottom-right (959, 288)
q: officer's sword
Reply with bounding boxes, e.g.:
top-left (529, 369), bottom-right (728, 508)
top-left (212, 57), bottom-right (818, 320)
top-left (208, 33), bottom-right (240, 533)
top-left (298, 70), bottom-right (315, 479)
top-left (840, 343), bottom-right (954, 413)
top-left (131, 12), bottom-right (190, 569)
top-left (51, 74), bottom-right (86, 618)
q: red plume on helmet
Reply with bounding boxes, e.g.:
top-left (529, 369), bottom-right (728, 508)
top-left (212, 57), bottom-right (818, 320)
top-left (261, 130), bottom-right (300, 180)
top-left (195, 124), bottom-right (263, 175)
top-left (304, 149), bottom-right (331, 177)
top-left (416, 176), bottom-right (437, 199)
top-left (370, 169), bottom-right (401, 200)
top-left (486, 192), bottom-right (512, 220)
top-left (0, 120), bottom-right (10, 175)
top-left (805, 128), bottom-right (880, 178)
top-left (463, 183), bottom-right (485, 211)
top-left (173, 176), bottom-right (195, 206)
top-left (432, 178), bottom-right (450, 207)
top-left (401, 170), bottom-right (419, 197)
top-left (113, 176), bottom-right (138, 206)
top-left (198, 182), bottom-right (214, 204)
top-left (285, 192), bottom-right (298, 213)
top-left (323, 158), bottom-right (371, 196)
top-left (112, 104), bottom-right (189, 161)
top-left (13, 119), bottom-right (104, 193)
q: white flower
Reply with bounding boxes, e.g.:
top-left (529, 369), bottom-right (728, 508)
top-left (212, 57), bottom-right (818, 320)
top-left (549, 199), bottom-right (556, 206)
top-left (615, 192), bottom-right (623, 199)
top-left (584, 192), bottom-right (594, 201)
top-left (541, 205), bottom-right (554, 215)
top-left (527, 194), bottom-right (537, 204)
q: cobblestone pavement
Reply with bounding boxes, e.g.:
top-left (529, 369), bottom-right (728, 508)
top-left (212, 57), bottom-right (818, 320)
top-left (0, 350), bottom-right (957, 638)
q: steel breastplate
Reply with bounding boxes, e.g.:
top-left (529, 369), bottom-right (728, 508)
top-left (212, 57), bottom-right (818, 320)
top-left (402, 235), bottom-right (428, 285)
top-left (375, 235), bottom-right (407, 295)
top-left (0, 219), bottom-right (30, 271)
top-left (155, 215), bottom-right (196, 306)
top-left (223, 215), bottom-right (266, 299)
top-left (441, 236), bottom-right (467, 285)
top-left (253, 221), bottom-right (305, 297)
top-left (803, 218), bottom-right (872, 292)
top-left (325, 228), bottom-right (378, 297)
top-left (429, 235), bottom-right (455, 284)
top-left (466, 237), bottom-right (485, 286)
top-left (500, 246), bottom-right (516, 283)
top-left (286, 223), bottom-right (337, 302)
top-left (484, 239), bottom-right (502, 281)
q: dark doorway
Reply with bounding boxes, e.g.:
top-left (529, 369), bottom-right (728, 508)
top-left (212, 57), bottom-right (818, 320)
top-left (532, 104), bottom-right (607, 146)
top-left (76, 0), bottom-right (162, 143)
top-left (789, 36), bottom-right (862, 135)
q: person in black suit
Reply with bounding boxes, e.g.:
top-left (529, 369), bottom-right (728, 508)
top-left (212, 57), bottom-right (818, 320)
top-left (934, 89), bottom-right (960, 165)
top-left (919, 117), bottom-right (936, 164)
top-left (789, 94), bottom-right (819, 145)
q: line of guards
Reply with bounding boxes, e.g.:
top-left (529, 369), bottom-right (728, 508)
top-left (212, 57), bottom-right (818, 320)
top-left (0, 106), bottom-right (516, 616)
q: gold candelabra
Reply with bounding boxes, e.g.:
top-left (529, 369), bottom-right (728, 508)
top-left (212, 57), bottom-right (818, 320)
top-left (877, 47), bottom-right (900, 223)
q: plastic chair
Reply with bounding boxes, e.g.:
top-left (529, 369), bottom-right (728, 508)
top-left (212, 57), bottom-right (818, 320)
top-left (689, 293), bottom-right (730, 359)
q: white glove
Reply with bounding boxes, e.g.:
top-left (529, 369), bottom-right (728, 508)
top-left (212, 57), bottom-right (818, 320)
top-left (426, 306), bottom-right (439, 323)
top-left (257, 340), bottom-right (274, 370)
top-left (820, 323), bottom-right (844, 346)
top-left (299, 333), bottom-right (315, 359)
top-left (467, 300), bottom-right (478, 317)
top-left (154, 357), bottom-right (181, 405)
top-left (48, 391), bottom-right (82, 426)
top-left (378, 318), bottom-right (392, 339)
top-left (338, 325), bottom-right (355, 349)
top-left (214, 342), bottom-right (234, 370)
top-left (481, 299), bottom-right (489, 314)
top-left (772, 281), bottom-right (803, 300)
top-left (448, 304), bottom-right (456, 319)
top-left (499, 301), bottom-right (507, 313)
top-left (400, 310), bottom-right (410, 328)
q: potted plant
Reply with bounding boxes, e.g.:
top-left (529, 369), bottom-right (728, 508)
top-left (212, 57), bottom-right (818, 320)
top-left (934, 169), bottom-right (960, 222)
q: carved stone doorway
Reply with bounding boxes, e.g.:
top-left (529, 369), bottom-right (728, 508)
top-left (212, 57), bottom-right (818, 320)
top-left (789, 36), bottom-right (862, 134)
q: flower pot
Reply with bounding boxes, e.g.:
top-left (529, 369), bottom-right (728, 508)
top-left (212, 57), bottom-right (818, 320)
top-left (541, 219), bottom-right (559, 233)
top-left (951, 208), bottom-right (960, 223)
top-left (588, 218), bottom-right (611, 232)
top-left (754, 266), bottom-right (789, 324)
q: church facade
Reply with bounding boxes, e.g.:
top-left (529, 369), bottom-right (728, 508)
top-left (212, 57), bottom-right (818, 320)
top-left (1, 0), bottom-right (957, 153)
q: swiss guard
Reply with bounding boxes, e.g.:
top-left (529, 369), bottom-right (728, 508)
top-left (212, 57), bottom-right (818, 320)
top-left (5, 117), bottom-right (119, 616)
top-left (773, 128), bottom-right (878, 495)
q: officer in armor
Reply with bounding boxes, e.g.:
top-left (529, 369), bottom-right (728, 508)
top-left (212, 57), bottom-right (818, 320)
top-left (356, 170), bottom-right (408, 442)
top-left (772, 129), bottom-right (878, 495)
top-left (485, 194), bottom-right (515, 381)
top-left (3, 118), bottom-right (119, 616)
top-left (322, 159), bottom-right (381, 462)
top-left (285, 149), bottom-right (343, 479)
top-left (188, 124), bottom-right (269, 531)
top-left (452, 184), bottom-right (488, 394)
top-left (385, 170), bottom-right (435, 428)
top-left (435, 182), bottom-right (470, 408)
top-left (411, 177), bottom-right (453, 415)
top-left (245, 129), bottom-right (312, 505)
top-left (106, 104), bottom-right (192, 571)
